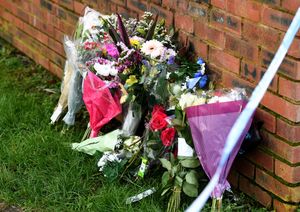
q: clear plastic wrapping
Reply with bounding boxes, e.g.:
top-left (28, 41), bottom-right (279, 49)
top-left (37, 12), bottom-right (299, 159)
top-left (121, 102), bottom-right (142, 137)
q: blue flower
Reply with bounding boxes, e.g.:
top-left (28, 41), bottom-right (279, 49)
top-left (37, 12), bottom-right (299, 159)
top-left (197, 58), bottom-right (204, 65)
top-left (194, 72), bottom-right (203, 78)
top-left (199, 75), bottom-right (208, 88)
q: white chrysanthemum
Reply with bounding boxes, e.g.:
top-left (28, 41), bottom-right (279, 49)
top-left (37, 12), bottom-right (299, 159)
top-left (141, 39), bottom-right (164, 59)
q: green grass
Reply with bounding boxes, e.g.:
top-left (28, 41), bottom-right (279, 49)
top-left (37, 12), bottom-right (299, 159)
top-left (0, 39), bottom-right (268, 212)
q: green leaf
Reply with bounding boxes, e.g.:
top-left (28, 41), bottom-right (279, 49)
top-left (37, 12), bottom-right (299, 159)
top-left (162, 171), bottom-right (170, 187)
top-left (185, 170), bottom-right (199, 187)
top-left (159, 158), bottom-right (172, 171)
top-left (161, 187), bottom-right (171, 196)
top-left (180, 158), bottom-right (200, 168)
top-left (175, 176), bottom-right (183, 187)
top-left (183, 182), bottom-right (198, 197)
top-left (171, 118), bottom-right (185, 127)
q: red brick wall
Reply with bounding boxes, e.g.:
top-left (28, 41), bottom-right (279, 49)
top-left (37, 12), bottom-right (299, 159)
top-left (0, 0), bottom-right (299, 210)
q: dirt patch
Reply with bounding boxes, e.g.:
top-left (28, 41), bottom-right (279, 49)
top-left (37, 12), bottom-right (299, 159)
top-left (0, 202), bottom-right (22, 212)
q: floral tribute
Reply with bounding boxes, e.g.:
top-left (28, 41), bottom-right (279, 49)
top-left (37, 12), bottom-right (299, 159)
top-left (50, 7), bottom-right (253, 212)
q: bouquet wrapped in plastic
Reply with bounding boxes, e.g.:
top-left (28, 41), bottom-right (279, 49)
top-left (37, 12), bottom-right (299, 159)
top-left (186, 88), bottom-right (253, 199)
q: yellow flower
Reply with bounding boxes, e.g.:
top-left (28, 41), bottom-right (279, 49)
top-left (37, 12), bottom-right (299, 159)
top-left (130, 39), bottom-right (141, 49)
top-left (126, 75), bottom-right (138, 86)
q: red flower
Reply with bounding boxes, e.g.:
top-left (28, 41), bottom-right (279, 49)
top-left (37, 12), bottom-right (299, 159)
top-left (149, 111), bottom-right (168, 131)
top-left (161, 127), bottom-right (176, 147)
top-left (152, 105), bottom-right (165, 116)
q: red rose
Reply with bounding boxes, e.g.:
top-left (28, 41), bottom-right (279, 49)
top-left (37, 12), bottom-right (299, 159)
top-left (152, 105), bottom-right (165, 116)
top-left (161, 127), bottom-right (176, 147)
top-left (149, 111), bottom-right (168, 131)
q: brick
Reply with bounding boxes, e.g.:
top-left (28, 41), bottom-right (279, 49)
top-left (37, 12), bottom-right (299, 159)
top-left (58, 0), bottom-right (74, 10)
top-left (22, 21), bottom-right (49, 44)
top-left (209, 48), bottom-right (240, 74)
top-left (261, 130), bottom-right (300, 164)
top-left (74, 1), bottom-right (85, 15)
top-left (233, 157), bottom-right (255, 178)
top-left (188, 2), bottom-right (208, 20)
top-left (222, 69), bottom-right (255, 94)
top-left (111, 0), bottom-right (126, 6)
top-left (282, 0), bottom-right (300, 13)
top-left (261, 49), bottom-right (300, 80)
top-left (273, 199), bottom-right (299, 212)
top-left (225, 35), bottom-right (259, 62)
top-left (54, 28), bottom-right (65, 42)
top-left (241, 61), bottom-right (278, 92)
top-left (151, 0), bottom-right (161, 5)
top-left (48, 37), bottom-right (65, 56)
top-left (246, 149), bottom-right (274, 172)
top-left (227, 169), bottom-right (239, 189)
top-left (195, 21), bottom-right (225, 48)
top-left (56, 7), bottom-right (79, 26)
top-left (288, 37), bottom-right (300, 58)
top-left (279, 77), bottom-right (300, 101)
top-left (243, 20), bottom-right (281, 51)
top-left (175, 13), bottom-right (194, 34)
top-left (275, 159), bottom-right (300, 184)
top-left (254, 108), bottom-right (276, 133)
top-left (189, 36), bottom-right (208, 61)
top-left (49, 62), bottom-right (63, 78)
top-left (227, 0), bottom-right (261, 22)
top-left (262, 0), bottom-right (280, 6)
top-left (162, 0), bottom-right (175, 9)
top-left (262, 6), bottom-right (293, 32)
top-left (149, 3), bottom-right (173, 26)
top-left (210, 9), bottom-right (242, 35)
top-left (207, 63), bottom-right (223, 85)
top-left (256, 168), bottom-right (300, 202)
top-left (262, 92), bottom-right (300, 122)
top-left (276, 118), bottom-right (300, 143)
top-left (211, 0), bottom-right (226, 9)
top-left (127, 0), bottom-right (148, 14)
top-left (239, 175), bottom-right (272, 207)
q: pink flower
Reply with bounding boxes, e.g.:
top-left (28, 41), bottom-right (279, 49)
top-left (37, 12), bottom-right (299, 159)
top-left (105, 43), bottom-right (119, 59)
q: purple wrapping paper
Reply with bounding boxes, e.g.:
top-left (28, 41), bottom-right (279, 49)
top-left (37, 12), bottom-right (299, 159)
top-left (186, 100), bottom-right (252, 198)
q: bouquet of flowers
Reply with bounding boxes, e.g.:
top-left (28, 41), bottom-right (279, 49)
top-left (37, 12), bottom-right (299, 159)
top-left (50, 7), bottom-right (256, 211)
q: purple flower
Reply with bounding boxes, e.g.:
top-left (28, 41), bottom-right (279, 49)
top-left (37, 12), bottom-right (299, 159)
top-left (167, 55), bottom-right (175, 65)
top-left (105, 43), bottom-right (119, 59)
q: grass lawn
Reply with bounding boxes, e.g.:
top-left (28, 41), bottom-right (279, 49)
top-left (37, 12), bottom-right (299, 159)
top-left (0, 39), bottom-right (267, 212)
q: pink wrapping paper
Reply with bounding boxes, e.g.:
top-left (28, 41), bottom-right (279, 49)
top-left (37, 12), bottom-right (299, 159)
top-left (83, 71), bottom-right (122, 138)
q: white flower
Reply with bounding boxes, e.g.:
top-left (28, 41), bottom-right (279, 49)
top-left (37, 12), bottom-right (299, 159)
top-left (207, 96), bottom-right (219, 104)
top-left (109, 67), bottom-right (118, 76)
top-left (200, 63), bottom-right (206, 75)
top-left (141, 39), bottom-right (164, 59)
top-left (94, 63), bottom-right (118, 76)
top-left (172, 84), bottom-right (182, 96)
top-left (165, 48), bottom-right (176, 59)
top-left (179, 93), bottom-right (197, 110)
top-left (94, 63), bottom-right (110, 76)
top-left (179, 92), bottom-right (206, 109)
